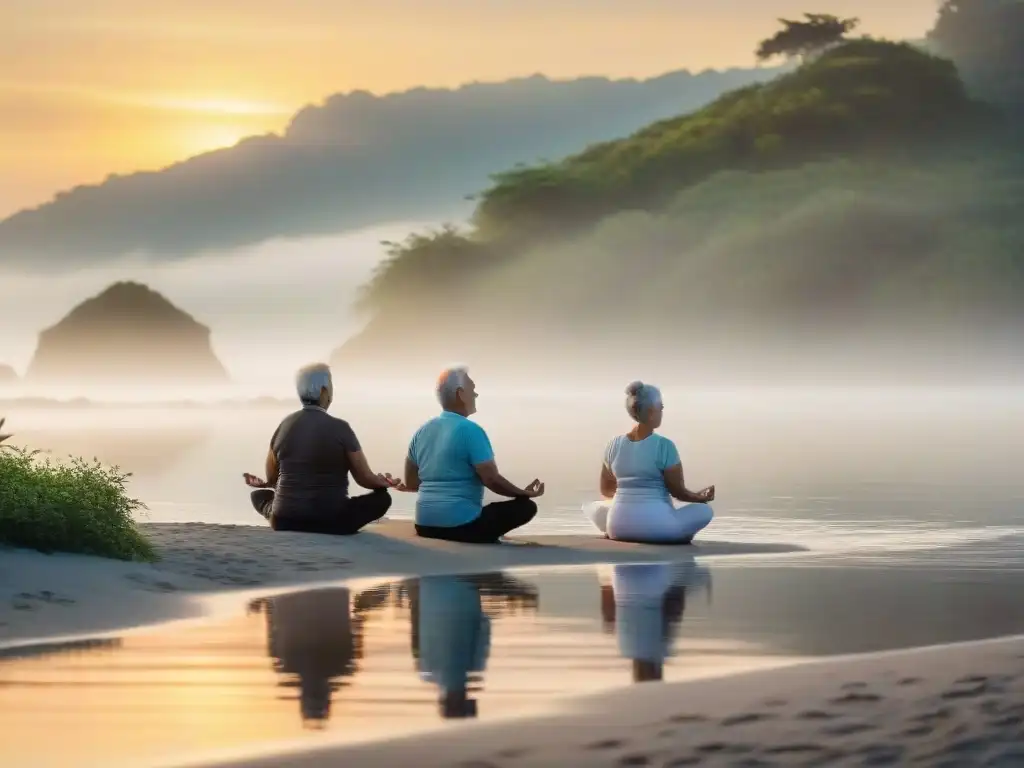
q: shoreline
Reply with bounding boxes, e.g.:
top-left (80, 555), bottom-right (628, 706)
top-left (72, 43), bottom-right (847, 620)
top-left (189, 633), bottom-right (1024, 768)
top-left (0, 520), bottom-right (800, 647)
top-left (5, 523), bottom-right (1024, 767)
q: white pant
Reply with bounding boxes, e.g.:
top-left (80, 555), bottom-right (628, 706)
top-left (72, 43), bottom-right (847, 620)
top-left (583, 499), bottom-right (714, 543)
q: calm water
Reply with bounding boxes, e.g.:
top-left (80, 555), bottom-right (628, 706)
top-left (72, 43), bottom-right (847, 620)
top-left (4, 560), bottom-right (1024, 767)
top-left (6, 386), bottom-right (1024, 560)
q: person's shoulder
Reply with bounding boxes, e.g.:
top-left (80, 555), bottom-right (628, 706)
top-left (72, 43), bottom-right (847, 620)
top-left (605, 434), bottom-right (626, 450)
top-left (276, 409), bottom-right (304, 428)
top-left (415, 414), bottom-right (443, 432)
top-left (332, 414), bottom-right (358, 435)
top-left (653, 433), bottom-right (678, 451)
top-left (459, 417), bottom-right (489, 439)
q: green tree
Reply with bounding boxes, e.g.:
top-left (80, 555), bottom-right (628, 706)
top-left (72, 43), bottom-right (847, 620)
top-left (927, 0), bottom-right (1024, 106)
top-left (756, 13), bottom-right (860, 63)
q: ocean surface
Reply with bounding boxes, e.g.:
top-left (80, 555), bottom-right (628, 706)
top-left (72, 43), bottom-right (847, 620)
top-left (7, 385), bottom-right (1024, 566)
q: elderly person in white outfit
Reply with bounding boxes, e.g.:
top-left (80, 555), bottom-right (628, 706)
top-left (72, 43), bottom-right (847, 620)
top-left (583, 381), bottom-right (715, 544)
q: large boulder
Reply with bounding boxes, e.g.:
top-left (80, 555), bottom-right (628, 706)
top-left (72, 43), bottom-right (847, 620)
top-left (25, 281), bottom-right (229, 386)
top-left (0, 364), bottom-right (17, 385)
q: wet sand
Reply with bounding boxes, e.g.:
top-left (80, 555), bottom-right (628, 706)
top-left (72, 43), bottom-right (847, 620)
top-left (4, 522), bottom-right (1024, 767)
top-left (204, 635), bottom-right (1024, 768)
top-left (0, 520), bottom-right (797, 644)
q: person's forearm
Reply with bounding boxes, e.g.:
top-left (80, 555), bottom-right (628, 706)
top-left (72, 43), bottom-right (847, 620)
top-left (355, 471), bottom-right (390, 490)
top-left (672, 487), bottom-right (706, 503)
top-left (484, 473), bottom-right (529, 498)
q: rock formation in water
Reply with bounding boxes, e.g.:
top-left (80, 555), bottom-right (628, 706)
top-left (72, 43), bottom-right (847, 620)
top-left (25, 281), bottom-right (229, 386)
top-left (0, 364), bottom-right (17, 385)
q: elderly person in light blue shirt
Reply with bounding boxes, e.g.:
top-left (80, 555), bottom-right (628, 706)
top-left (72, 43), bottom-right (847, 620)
top-left (396, 366), bottom-right (544, 543)
top-left (583, 380), bottom-right (715, 544)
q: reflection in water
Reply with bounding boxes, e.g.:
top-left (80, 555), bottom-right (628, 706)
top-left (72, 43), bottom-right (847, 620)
top-left (244, 578), bottom-right (539, 726)
top-left (599, 562), bottom-right (711, 683)
top-left (394, 573), bottom-right (539, 719)
top-left (248, 586), bottom-right (390, 727)
top-left (6, 561), bottom-right (1024, 768)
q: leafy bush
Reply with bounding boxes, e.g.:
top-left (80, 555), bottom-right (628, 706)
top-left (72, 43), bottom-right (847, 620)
top-left (0, 423), bottom-right (156, 561)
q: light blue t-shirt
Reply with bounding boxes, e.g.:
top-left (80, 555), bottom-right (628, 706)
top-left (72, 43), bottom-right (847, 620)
top-left (604, 433), bottom-right (681, 502)
top-left (409, 411), bottom-right (495, 528)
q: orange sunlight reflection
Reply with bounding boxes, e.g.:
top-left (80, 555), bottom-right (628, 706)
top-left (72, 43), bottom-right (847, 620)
top-left (0, 582), bottom-right (804, 768)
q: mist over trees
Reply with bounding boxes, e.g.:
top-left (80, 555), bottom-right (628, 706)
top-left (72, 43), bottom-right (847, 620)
top-left (926, 0), bottom-right (1024, 107)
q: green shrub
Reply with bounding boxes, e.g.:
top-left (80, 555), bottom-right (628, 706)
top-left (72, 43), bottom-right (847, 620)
top-left (0, 427), bottom-right (156, 562)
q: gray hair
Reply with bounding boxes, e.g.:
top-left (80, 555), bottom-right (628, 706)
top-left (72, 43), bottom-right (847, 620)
top-left (625, 380), bottom-right (662, 423)
top-left (296, 362), bottom-right (333, 404)
top-left (436, 365), bottom-right (470, 406)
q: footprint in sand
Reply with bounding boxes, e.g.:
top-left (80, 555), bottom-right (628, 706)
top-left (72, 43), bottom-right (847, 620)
top-left (721, 712), bottom-right (776, 727)
top-left (822, 721), bottom-right (876, 736)
top-left (912, 706), bottom-right (952, 722)
top-left (856, 744), bottom-right (905, 766)
top-left (668, 714), bottom-right (708, 724)
top-left (991, 714), bottom-right (1024, 728)
top-left (797, 709), bottom-right (838, 721)
top-left (695, 742), bottom-right (752, 755)
top-left (763, 743), bottom-right (824, 755)
top-left (941, 684), bottom-right (989, 700)
top-left (829, 691), bottom-right (883, 705)
top-left (585, 739), bottom-right (625, 751)
top-left (617, 754), bottom-right (653, 766)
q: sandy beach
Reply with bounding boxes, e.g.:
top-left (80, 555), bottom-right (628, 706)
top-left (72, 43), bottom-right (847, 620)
top-left (4, 521), bottom-right (1024, 767)
top-left (0, 519), bottom-right (796, 645)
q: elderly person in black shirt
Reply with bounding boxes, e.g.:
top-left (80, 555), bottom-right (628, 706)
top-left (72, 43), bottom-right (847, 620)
top-left (244, 363), bottom-right (397, 535)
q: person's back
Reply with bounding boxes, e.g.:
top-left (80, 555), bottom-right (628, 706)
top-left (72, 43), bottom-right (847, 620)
top-left (606, 434), bottom-right (677, 504)
top-left (605, 433), bottom-right (688, 541)
top-left (409, 412), bottom-right (490, 528)
top-left (272, 406), bottom-right (358, 520)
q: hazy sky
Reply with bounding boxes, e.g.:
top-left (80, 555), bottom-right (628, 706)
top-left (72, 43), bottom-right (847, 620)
top-left (2, 0), bottom-right (937, 216)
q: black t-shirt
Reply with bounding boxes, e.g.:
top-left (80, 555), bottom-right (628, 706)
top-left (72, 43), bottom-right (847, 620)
top-left (270, 406), bottom-right (360, 519)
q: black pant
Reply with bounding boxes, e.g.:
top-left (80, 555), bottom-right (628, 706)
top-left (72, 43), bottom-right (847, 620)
top-left (415, 497), bottom-right (537, 544)
top-left (251, 488), bottom-right (392, 535)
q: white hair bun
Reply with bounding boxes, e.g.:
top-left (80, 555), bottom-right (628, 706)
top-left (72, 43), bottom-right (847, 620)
top-left (625, 380), bottom-right (644, 397)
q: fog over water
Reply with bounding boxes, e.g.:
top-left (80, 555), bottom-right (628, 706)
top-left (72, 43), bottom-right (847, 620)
top-left (6, 385), bottom-right (1023, 562)
top-left (0, 220), bottom-right (436, 397)
top-left (1, 215), bottom-right (1022, 561)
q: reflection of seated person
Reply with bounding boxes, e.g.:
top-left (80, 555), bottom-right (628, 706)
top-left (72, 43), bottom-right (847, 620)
top-left (405, 573), bottom-right (539, 719)
top-left (598, 562), bottom-right (711, 682)
top-left (248, 586), bottom-right (388, 726)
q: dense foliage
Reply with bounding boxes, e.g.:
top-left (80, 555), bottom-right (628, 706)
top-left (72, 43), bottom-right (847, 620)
top-left (355, 39), bottom-right (990, 319)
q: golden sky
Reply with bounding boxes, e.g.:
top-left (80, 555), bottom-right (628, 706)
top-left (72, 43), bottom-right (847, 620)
top-left (1, 0), bottom-right (938, 216)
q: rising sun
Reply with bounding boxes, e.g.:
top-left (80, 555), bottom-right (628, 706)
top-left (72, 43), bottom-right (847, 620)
top-left (184, 124), bottom-right (252, 155)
